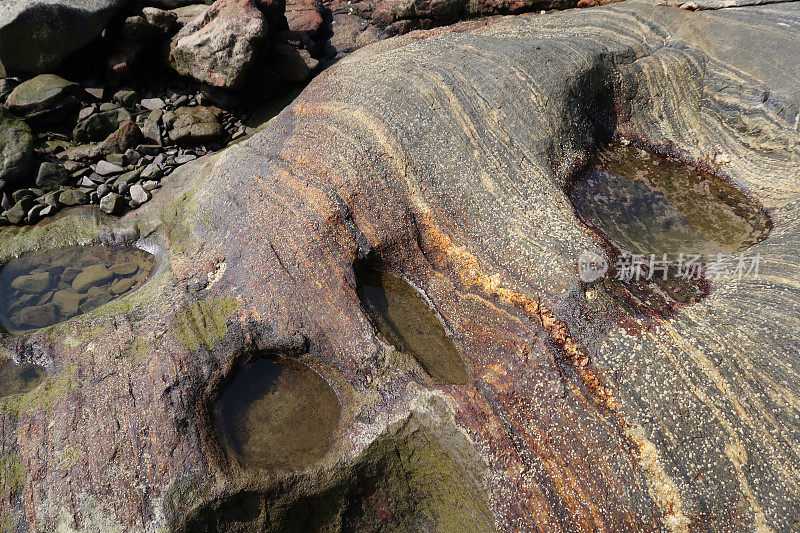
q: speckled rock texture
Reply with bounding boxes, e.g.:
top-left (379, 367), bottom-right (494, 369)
top-left (0, 2), bottom-right (799, 531)
top-left (0, 0), bottom-right (129, 74)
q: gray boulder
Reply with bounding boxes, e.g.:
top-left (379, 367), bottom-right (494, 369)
top-left (168, 0), bottom-right (269, 89)
top-left (35, 162), bottom-right (69, 190)
top-left (0, 0), bottom-right (129, 75)
top-left (4, 74), bottom-right (82, 124)
top-left (0, 107), bottom-right (33, 186)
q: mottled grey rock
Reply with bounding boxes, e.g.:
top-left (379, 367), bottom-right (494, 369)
top-left (73, 108), bottom-right (132, 143)
top-left (141, 98), bottom-right (165, 111)
top-left (3, 196), bottom-right (35, 224)
top-left (57, 188), bottom-right (88, 206)
top-left (99, 192), bottom-right (125, 214)
top-left (0, 0), bottom-right (129, 74)
top-left (35, 162), bottom-right (69, 190)
top-left (95, 161), bottom-right (126, 176)
top-left (164, 105), bottom-right (224, 144)
top-left (129, 183), bottom-right (151, 204)
top-left (0, 107), bottom-right (33, 186)
top-left (168, 0), bottom-right (268, 89)
top-left (4, 74), bottom-right (81, 124)
top-left (113, 89), bottom-right (139, 107)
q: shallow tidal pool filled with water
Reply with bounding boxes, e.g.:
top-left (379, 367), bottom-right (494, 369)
top-left (355, 259), bottom-right (469, 385)
top-left (213, 357), bottom-right (341, 471)
top-left (0, 244), bottom-right (156, 333)
top-left (570, 141), bottom-right (771, 315)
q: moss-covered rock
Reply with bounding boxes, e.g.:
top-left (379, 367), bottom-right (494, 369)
top-left (173, 297), bottom-right (238, 350)
top-left (0, 108), bottom-right (33, 187)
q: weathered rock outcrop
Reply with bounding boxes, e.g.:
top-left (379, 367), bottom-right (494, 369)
top-left (0, 108), bottom-right (33, 187)
top-left (0, 1), bottom-right (799, 531)
top-left (169, 0), bottom-right (275, 88)
top-left (0, 0), bottom-right (129, 74)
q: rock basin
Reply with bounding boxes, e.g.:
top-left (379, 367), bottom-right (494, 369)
top-left (0, 244), bottom-right (155, 332)
top-left (212, 357), bottom-right (341, 471)
top-left (571, 141), bottom-right (772, 316)
top-left (355, 257), bottom-right (469, 385)
top-left (0, 359), bottom-right (45, 399)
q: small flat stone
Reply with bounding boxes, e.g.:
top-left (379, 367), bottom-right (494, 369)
top-left (72, 264), bottom-right (113, 293)
top-left (110, 262), bottom-right (139, 276)
top-left (17, 303), bottom-right (58, 328)
top-left (141, 98), bottom-right (165, 111)
top-left (106, 153), bottom-right (126, 166)
top-left (52, 290), bottom-right (84, 316)
top-left (95, 161), bottom-right (126, 176)
top-left (110, 277), bottom-right (137, 295)
top-left (11, 272), bottom-right (52, 294)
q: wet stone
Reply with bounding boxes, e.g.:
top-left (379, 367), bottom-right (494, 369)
top-left (213, 357), bottom-right (340, 471)
top-left (0, 245), bottom-right (156, 332)
top-left (0, 360), bottom-right (45, 399)
top-left (571, 141), bottom-right (770, 257)
top-left (355, 257), bottom-right (469, 385)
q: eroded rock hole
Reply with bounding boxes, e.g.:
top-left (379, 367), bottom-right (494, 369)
top-left (354, 257), bottom-right (468, 385)
top-left (571, 141), bottom-right (771, 316)
top-left (0, 244), bottom-right (155, 332)
top-left (213, 357), bottom-right (341, 471)
top-left (0, 359), bottom-right (45, 398)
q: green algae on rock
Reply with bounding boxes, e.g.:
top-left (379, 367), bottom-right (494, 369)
top-left (213, 357), bottom-right (340, 471)
top-left (355, 259), bottom-right (469, 385)
top-left (0, 245), bottom-right (155, 332)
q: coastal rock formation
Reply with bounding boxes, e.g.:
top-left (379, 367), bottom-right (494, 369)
top-left (169, 0), bottom-right (274, 88)
top-left (0, 109), bottom-right (33, 187)
top-left (0, 1), bottom-right (799, 531)
top-left (0, 0), bottom-right (129, 74)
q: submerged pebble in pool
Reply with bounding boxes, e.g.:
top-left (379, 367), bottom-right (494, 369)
top-left (0, 245), bottom-right (155, 332)
top-left (213, 357), bottom-right (340, 471)
top-left (571, 142), bottom-right (770, 256)
top-left (0, 360), bottom-right (45, 398)
top-left (355, 260), bottom-right (468, 385)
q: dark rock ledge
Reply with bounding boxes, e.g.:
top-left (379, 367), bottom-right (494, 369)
top-left (0, 1), bottom-right (799, 531)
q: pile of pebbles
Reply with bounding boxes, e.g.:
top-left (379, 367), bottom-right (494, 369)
top-left (0, 74), bottom-right (252, 226)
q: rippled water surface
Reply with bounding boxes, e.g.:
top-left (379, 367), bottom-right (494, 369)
top-left (0, 245), bottom-right (155, 332)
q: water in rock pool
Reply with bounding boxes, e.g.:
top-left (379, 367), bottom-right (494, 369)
top-left (355, 260), bottom-right (469, 385)
top-left (213, 357), bottom-right (340, 471)
top-left (571, 142), bottom-right (770, 256)
top-left (571, 142), bottom-right (770, 315)
top-left (0, 360), bottom-right (45, 398)
top-left (0, 245), bottom-right (156, 332)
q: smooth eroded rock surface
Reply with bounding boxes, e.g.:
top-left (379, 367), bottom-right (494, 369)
top-left (0, 2), bottom-right (799, 531)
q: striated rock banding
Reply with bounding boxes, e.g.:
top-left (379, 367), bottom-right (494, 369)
top-left (0, 2), bottom-right (799, 531)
